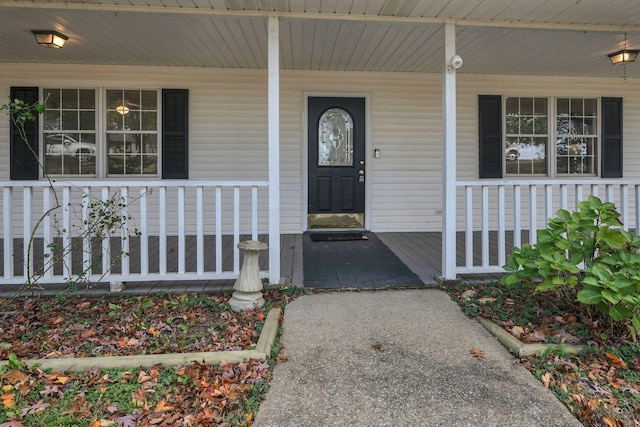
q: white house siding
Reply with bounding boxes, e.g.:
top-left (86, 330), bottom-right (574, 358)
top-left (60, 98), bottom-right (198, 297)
top-left (2, 63), bottom-right (640, 236)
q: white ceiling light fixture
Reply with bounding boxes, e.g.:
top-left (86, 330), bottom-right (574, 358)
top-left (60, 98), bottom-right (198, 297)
top-left (31, 30), bottom-right (68, 48)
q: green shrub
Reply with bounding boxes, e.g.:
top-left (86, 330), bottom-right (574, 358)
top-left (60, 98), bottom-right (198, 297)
top-left (502, 195), bottom-right (640, 341)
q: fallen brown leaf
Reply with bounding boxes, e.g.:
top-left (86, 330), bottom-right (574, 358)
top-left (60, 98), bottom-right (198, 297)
top-left (469, 348), bottom-right (485, 359)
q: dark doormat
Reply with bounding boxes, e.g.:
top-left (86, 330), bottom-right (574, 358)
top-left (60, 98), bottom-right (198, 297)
top-left (303, 232), bottom-right (424, 289)
top-left (309, 232), bottom-right (368, 242)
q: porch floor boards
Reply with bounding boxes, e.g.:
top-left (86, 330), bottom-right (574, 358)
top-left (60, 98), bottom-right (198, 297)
top-left (0, 231), bottom-right (511, 296)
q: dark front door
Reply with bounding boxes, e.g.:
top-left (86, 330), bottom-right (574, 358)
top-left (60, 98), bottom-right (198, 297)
top-left (308, 97), bottom-right (366, 229)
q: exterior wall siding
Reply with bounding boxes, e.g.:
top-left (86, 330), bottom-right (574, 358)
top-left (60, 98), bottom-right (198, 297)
top-left (1, 64), bottom-right (639, 234)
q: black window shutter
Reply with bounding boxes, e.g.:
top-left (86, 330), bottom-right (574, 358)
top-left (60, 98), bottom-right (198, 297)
top-left (478, 95), bottom-right (502, 178)
top-left (162, 89), bottom-right (189, 179)
top-left (601, 97), bottom-right (623, 178)
top-left (10, 87), bottom-right (40, 180)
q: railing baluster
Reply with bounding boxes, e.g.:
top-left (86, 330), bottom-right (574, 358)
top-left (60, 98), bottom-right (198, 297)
top-left (62, 187), bottom-right (72, 280)
top-left (635, 185), bottom-right (640, 234)
top-left (621, 184), bottom-right (629, 231)
top-left (120, 187), bottom-right (130, 277)
top-left (606, 184), bottom-right (614, 203)
top-left (252, 186), bottom-right (258, 241)
top-left (178, 186), bottom-right (185, 275)
top-left (465, 186), bottom-right (473, 268)
top-left (481, 185), bottom-right (489, 268)
top-left (3, 187), bottom-right (12, 279)
top-left (529, 185), bottom-right (537, 245)
top-left (215, 186), bottom-right (222, 274)
top-left (514, 185), bottom-right (521, 248)
top-left (498, 185), bottom-right (506, 267)
top-left (545, 184), bottom-right (553, 221)
top-left (575, 184), bottom-right (583, 209)
top-left (560, 184), bottom-right (568, 210)
top-left (101, 187), bottom-right (110, 278)
top-left (233, 186), bottom-right (240, 274)
top-left (140, 187), bottom-right (149, 276)
top-left (23, 187), bottom-right (32, 280)
top-left (81, 187), bottom-right (91, 277)
top-left (43, 187), bottom-right (53, 279)
top-left (196, 186), bottom-right (204, 275)
top-left (159, 187), bottom-right (167, 275)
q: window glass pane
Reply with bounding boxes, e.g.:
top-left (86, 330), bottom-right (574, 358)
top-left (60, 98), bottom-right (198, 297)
top-left (44, 110), bottom-right (60, 131)
top-left (107, 90), bottom-right (123, 110)
top-left (79, 90), bottom-right (95, 109)
top-left (62, 89), bottom-right (78, 109)
top-left (571, 119), bottom-right (583, 135)
top-left (520, 98), bottom-right (533, 115)
top-left (124, 90), bottom-right (140, 109)
top-left (141, 112), bottom-right (157, 131)
top-left (318, 108), bottom-right (353, 166)
top-left (505, 116), bottom-right (519, 134)
top-left (125, 111), bottom-right (141, 131)
top-left (44, 133), bottom-right (96, 175)
top-left (520, 116), bottom-right (533, 134)
top-left (557, 98), bottom-right (569, 116)
top-left (142, 134), bottom-right (158, 153)
top-left (534, 117), bottom-right (547, 134)
top-left (570, 98), bottom-right (583, 116)
top-left (505, 97), bottom-right (519, 114)
top-left (583, 118), bottom-right (596, 135)
top-left (43, 89), bottom-right (96, 176)
top-left (534, 98), bottom-right (547, 115)
top-left (143, 155), bottom-right (157, 174)
top-left (62, 111), bottom-right (78, 130)
top-left (141, 91), bottom-right (157, 110)
top-left (44, 89), bottom-right (60, 109)
top-left (584, 99), bottom-right (597, 116)
top-left (107, 111), bottom-right (123, 131)
top-left (106, 88), bottom-right (158, 176)
top-left (79, 111), bottom-right (95, 130)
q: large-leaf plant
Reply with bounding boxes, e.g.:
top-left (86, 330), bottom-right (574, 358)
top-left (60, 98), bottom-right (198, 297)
top-left (502, 195), bottom-right (640, 340)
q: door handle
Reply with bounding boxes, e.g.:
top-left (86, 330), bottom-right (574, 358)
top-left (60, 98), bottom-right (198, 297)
top-left (358, 170), bottom-right (365, 175)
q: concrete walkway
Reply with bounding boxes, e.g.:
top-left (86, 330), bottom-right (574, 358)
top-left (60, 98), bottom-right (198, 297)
top-left (254, 289), bottom-right (582, 427)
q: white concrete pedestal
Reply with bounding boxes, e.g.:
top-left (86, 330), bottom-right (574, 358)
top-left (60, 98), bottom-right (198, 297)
top-left (229, 240), bottom-right (268, 312)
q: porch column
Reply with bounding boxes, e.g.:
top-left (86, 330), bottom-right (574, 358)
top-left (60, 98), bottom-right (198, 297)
top-left (442, 23), bottom-right (457, 281)
top-left (268, 15), bottom-right (281, 284)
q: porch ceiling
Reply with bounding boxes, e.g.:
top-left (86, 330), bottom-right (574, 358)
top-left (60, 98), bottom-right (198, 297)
top-left (1, 0), bottom-right (640, 78)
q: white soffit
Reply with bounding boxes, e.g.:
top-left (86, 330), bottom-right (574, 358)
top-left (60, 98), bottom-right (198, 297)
top-left (0, 0), bottom-right (639, 78)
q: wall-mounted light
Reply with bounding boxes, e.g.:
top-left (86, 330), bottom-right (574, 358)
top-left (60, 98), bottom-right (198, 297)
top-left (608, 49), bottom-right (639, 65)
top-left (116, 105), bottom-right (130, 115)
top-left (31, 30), bottom-right (68, 48)
top-left (447, 54), bottom-right (463, 73)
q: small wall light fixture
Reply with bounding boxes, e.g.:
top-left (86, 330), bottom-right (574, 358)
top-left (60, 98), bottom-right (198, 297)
top-left (608, 49), bottom-right (639, 65)
top-left (31, 30), bottom-right (68, 48)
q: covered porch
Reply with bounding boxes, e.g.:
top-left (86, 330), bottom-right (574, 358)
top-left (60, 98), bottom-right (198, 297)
top-left (1, 1), bottom-right (640, 288)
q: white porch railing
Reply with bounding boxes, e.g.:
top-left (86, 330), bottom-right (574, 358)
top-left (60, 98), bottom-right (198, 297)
top-left (456, 179), bottom-right (640, 275)
top-left (0, 180), bottom-right (269, 285)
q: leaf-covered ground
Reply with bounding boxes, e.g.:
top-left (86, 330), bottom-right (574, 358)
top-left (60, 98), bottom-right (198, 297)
top-left (445, 281), bottom-right (640, 427)
top-left (0, 293), bottom-right (269, 360)
top-left (0, 289), bottom-right (304, 426)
